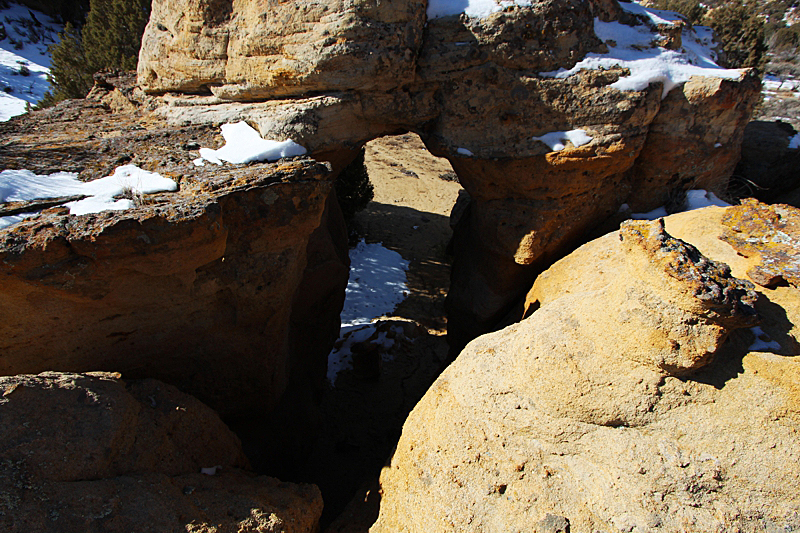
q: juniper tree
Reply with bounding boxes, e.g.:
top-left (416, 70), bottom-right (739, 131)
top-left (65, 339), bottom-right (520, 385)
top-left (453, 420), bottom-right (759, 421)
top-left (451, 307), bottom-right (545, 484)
top-left (38, 0), bottom-right (150, 107)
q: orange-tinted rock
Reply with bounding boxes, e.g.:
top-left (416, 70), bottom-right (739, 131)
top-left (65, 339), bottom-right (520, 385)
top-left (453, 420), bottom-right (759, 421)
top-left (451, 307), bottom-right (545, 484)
top-left (139, 0), bottom-right (761, 352)
top-left (0, 96), bottom-right (348, 420)
top-left (373, 209), bottom-right (799, 533)
top-left (719, 198), bottom-right (800, 288)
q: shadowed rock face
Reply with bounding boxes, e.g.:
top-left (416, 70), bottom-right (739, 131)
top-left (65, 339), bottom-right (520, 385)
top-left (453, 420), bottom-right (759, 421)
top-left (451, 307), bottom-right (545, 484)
top-left (139, 0), bottom-right (761, 351)
top-left (0, 372), bottom-right (323, 533)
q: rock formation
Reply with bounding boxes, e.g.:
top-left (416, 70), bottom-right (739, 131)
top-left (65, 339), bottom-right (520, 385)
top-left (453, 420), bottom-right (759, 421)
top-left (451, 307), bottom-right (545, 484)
top-left (372, 203), bottom-right (800, 532)
top-left (0, 371), bottom-right (322, 533)
top-left (0, 80), bottom-right (348, 420)
top-left (138, 0), bottom-right (761, 350)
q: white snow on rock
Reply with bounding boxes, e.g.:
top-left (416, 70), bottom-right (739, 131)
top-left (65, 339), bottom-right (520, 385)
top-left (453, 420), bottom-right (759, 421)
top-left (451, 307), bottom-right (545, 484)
top-left (789, 133), bottom-right (800, 150)
top-left (327, 240), bottom-right (410, 384)
top-left (0, 2), bottom-right (63, 121)
top-left (540, 1), bottom-right (744, 99)
top-left (531, 129), bottom-right (593, 151)
top-left (198, 121), bottom-right (307, 165)
top-left (456, 147), bottom-right (474, 156)
top-left (427, 0), bottom-right (532, 20)
top-left (66, 165), bottom-right (179, 216)
top-left (763, 74), bottom-right (800, 92)
top-left (630, 189), bottom-right (729, 220)
top-left (749, 326), bottom-right (782, 352)
top-left (340, 240), bottom-right (410, 329)
top-left (0, 165), bottom-right (178, 229)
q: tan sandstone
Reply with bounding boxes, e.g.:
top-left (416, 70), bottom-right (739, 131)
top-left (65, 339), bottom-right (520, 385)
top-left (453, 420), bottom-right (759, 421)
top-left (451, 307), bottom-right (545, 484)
top-left (372, 205), bottom-right (800, 532)
top-left (138, 0), bottom-right (761, 350)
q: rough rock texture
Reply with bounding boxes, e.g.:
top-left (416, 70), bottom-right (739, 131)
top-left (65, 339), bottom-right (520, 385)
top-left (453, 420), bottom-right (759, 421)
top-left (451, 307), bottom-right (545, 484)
top-left (720, 199), bottom-right (800, 289)
top-left (139, 0), bottom-right (761, 350)
top-left (733, 120), bottom-right (800, 206)
top-left (0, 87), bottom-right (349, 419)
top-left (372, 206), bottom-right (800, 533)
top-left (0, 372), bottom-right (322, 533)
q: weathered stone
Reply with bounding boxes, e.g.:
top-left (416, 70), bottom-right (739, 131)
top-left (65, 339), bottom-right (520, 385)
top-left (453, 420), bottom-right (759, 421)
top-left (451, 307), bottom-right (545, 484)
top-left (139, 0), bottom-right (761, 351)
top-left (0, 96), bottom-right (348, 419)
top-left (626, 73), bottom-right (761, 213)
top-left (139, 0), bottom-right (428, 99)
top-left (372, 207), bottom-right (800, 533)
top-left (719, 198), bottom-right (800, 289)
top-left (0, 372), bottom-right (322, 533)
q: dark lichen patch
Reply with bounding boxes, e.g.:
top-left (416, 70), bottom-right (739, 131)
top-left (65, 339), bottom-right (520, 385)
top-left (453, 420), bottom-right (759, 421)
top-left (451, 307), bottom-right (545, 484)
top-left (720, 198), bottom-right (800, 289)
top-left (620, 218), bottom-right (758, 322)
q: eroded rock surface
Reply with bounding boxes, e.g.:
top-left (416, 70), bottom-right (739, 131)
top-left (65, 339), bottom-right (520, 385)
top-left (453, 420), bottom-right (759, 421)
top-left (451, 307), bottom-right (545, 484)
top-left (0, 372), bottom-right (322, 533)
top-left (372, 207), bottom-right (800, 532)
top-left (0, 89), bottom-right (348, 419)
top-left (139, 0), bottom-right (760, 350)
top-left (720, 199), bottom-right (800, 289)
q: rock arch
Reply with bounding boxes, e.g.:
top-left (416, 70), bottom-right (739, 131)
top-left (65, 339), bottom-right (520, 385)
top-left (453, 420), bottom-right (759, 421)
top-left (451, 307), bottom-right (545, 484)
top-left (142, 0), bottom-right (760, 351)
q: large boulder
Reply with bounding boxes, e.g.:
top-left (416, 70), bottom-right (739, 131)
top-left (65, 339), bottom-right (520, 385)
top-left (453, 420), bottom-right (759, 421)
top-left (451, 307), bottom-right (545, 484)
top-left (140, 0), bottom-right (761, 350)
top-left (371, 203), bottom-right (800, 532)
top-left (0, 371), bottom-right (322, 533)
top-left (0, 88), bottom-right (348, 419)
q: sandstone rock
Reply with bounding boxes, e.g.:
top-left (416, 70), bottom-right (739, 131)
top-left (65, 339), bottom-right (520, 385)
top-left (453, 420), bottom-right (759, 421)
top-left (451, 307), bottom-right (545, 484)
top-left (719, 199), bottom-right (800, 289)
top-left (0, 372), bottom-right (322, 533)
top-left (0, 96), bottom-right (348, 420)
top-left (372, 207), bottom-right (800, 533)
top-left (138, 0), bottom-right (428, 99)
top-left (140, 0), bottom-right (761, 351)
top-left (0, 372), bottom-right (247, 482)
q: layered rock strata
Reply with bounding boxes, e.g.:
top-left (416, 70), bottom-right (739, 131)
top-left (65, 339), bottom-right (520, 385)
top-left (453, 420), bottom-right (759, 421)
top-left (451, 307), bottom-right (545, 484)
top-left (0, 91), bottom-right (348, 419)
top-left (139, 0), bottom-right (761, 350)
top-left (372, 205), bottom-right (800, 532)
top-left (0, 372), bottom-right (322, 533)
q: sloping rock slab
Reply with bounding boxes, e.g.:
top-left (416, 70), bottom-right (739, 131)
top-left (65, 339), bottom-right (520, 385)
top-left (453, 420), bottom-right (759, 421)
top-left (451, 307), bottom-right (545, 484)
top-left (372, 209), bottom-right (800, 533)
top-left (0, 372), bottom-right (322, 533)
top-left (0, 96), bottom-right (348, 419)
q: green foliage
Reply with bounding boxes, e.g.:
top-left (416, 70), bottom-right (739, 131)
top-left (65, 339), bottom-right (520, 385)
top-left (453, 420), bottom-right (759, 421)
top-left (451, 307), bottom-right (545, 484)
top-left (38, 0), bottom-right (150, 108)
top-left (37, 22), bottom-right (93, 107)
top-left (82, 0), bottom-right (151, 72)
top-left (648, 0), bottom-right (707, 25)
top-left (703, 1), bottom-right (767, 70)
top-left (335, 148), bottom-right (374, 222)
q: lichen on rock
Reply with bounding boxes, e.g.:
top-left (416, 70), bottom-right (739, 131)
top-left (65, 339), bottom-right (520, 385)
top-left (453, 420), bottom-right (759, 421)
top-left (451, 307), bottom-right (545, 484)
top-left (720, 198), bottom-right (800, 289)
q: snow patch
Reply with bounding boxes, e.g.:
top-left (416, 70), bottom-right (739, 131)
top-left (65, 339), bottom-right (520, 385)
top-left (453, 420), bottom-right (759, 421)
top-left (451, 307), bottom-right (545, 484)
top-left (540, 2), bottom-right (744, 99)
top-left (340, 240), bottom-right (410, 329)
top-left (198, 121), bottom-right (306, 165)
top-left (630, 189), bottom-right (729, 220)
top-left (789, 133), bottom-right (800, 150)
top-left (327, 240), bottom-right (410, 384)
top-left (456, 147), bottom-right (474, 156)
top-left (427, 0), bottom-right (532, 20)
top-left (0, 165), bottom-right (178, 229)
top-left (0, 2), bottom-right (63, 121)
top-left (531, 129), bottom-right (593, 151)
top-left (748, 327), bottom-right (781, 352)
